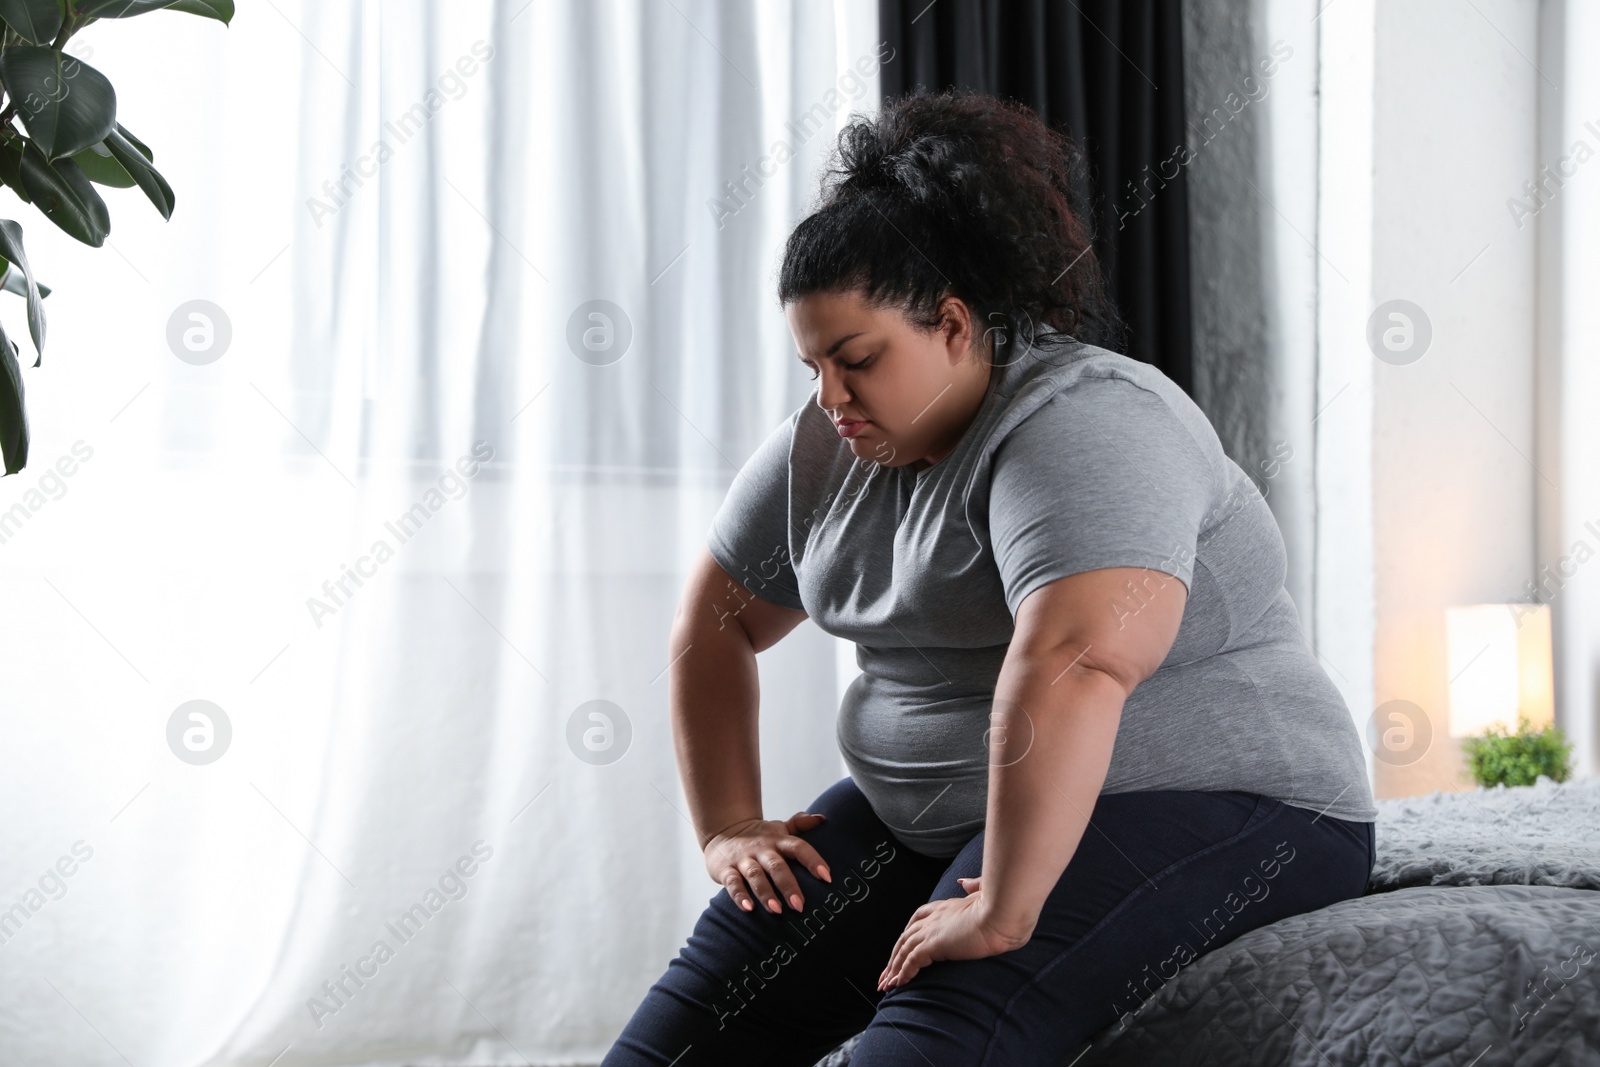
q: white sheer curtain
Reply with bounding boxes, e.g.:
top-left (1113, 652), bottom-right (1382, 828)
top-left (0, 2), bottom-right (879, 1063)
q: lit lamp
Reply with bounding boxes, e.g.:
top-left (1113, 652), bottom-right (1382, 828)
top-left (1445, 603), bottom-right (1555, 738)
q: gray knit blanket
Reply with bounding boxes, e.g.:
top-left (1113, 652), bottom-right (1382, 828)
top-left (1367, 774), bottom-right (1600, 891)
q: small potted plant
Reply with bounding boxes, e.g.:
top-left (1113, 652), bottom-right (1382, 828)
top-left (1462, 714), bottom-right (1574, 789)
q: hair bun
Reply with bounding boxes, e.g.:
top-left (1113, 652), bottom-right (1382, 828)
top-left (840, 125), bottom-right (977, 210)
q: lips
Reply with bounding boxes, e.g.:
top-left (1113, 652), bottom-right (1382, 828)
top-left (835, 418), bottom-right (869, 438)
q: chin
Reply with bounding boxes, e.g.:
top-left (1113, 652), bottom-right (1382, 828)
top-left (844, 441), bottom-right (889, 466)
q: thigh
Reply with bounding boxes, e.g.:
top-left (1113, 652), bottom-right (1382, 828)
top-left (603, 775), bottom-right (949, 1067)
top-left (847, 790), bottom-right (1373, 1067)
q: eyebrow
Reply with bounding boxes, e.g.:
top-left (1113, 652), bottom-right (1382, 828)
top-left (798, 331), bottom-right (866, 361)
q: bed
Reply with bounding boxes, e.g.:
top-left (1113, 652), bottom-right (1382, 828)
top-left (815, 775), bottom-right (1600, 1066)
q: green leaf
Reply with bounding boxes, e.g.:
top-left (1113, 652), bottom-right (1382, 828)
top-left (0, 256), bottom-right (52, 299)
top-left (74, 0), bottom-right (178, 16)
top-left (116, 120), bottom-right (151, 161)
top-left (0, 46), bottom-right (118, 159)
top-left (0, 218), bottom-right (45, 355)
top-left (18, 141), bottom-right (109, 246)
top-left (0, 137), bottom-right (30, 202)
top-left (0, 317), bottom-right (27, 475)
top-left (104, 124), bottom-right (172, 217)
top-left (71, 138), bottom-right (136, 187)
top-left (166, 0), bottom-right (232, 23)
top-left (0, 0), bottom-right (66, 44)
top-left (77, 0), bottom-right (233, 21)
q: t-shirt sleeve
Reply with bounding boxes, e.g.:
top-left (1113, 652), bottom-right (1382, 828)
top-left (988, 375), bottom-right (1214, 618)
top-left (706, 411), bottom-right (806, 613)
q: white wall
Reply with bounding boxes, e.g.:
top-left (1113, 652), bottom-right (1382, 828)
top-left (1368, 0), bottom-right (1546, 797)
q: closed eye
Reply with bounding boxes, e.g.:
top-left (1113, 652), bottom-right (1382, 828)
top-left (800, 355), bottom-right (875, 379)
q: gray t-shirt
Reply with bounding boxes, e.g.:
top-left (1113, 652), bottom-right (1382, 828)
top-left (708, 332), bottom-right (1377, 859)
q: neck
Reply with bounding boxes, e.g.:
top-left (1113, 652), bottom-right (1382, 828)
top-left (910, 354), bottom-right (994, 473)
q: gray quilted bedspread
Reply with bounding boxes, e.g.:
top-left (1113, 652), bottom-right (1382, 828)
top-left (1073, 884), bottom-right (1600, 1066)
top-left (1073, 778), bottom-right (1600, 1065)
top-left (814, 777), bottom-right (1600, 1066)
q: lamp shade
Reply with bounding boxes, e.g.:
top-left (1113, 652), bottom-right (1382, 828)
top-left (1445, 603), bottom-right (1555, 738)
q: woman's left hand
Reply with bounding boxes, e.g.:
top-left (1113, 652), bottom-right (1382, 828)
top-left (876, 875), bottom-right (1033, 991)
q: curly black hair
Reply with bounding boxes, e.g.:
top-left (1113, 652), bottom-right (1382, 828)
top-left (776, 89), bottom-right (1127, 360)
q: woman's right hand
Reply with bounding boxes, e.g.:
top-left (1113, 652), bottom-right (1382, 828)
top-left (703, 811), bottom-right (833, 914)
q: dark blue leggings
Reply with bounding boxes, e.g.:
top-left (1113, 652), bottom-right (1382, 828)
top-left (604, 775), bottom-right (1374, 1066)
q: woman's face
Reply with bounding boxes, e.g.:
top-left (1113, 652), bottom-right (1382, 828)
top-left (784, 290), bottom-right (992, 472)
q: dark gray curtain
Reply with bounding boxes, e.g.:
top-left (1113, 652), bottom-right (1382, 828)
top-left (879, 0), bottom-right (1193, 396)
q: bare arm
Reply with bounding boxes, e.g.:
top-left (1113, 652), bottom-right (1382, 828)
top-left (668, 545), bottom-right (809, 849)
top-left (877, 564), bottom-right (1189, 989)
top-left (978, 565), bottom-right (1189, 944)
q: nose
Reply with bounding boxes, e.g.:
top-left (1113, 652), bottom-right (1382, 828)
top-left (813, 363), bottom-right (852, 415)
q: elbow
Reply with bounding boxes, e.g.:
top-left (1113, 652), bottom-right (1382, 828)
top-left (668, 613), bottom-right (705, 658)
top-left (1020, 639), bottom-right (1145, 701)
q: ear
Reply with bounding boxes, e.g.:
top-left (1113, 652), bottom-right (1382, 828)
top-left (935, 295), bottom-right (977, 364)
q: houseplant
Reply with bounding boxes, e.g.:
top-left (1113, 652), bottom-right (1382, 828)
top-left (1463, 713), bottom-right (1575, 789)
top-left (0, 0), bottom-right (233, 476)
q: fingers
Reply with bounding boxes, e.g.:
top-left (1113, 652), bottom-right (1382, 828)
top-left (715, 813), bottom-right (834, 916)
top-left (895, 943), bottom-right (929, 987)
top-left (878, 926), bottom-right (926, 991)
top-left (759, 850), bottom-right (810, 913)
top-left (720, 868), bottom-right (758, 913)
top-left (776, 836), bottom-right (833, 885)
top-left (783, 810), bottom-right (829, 847)
top-left (719, 857), bottom-right (781, 914)
top-left (880, 914), bottom-right (922, 983)
top-left (957, 875), bottom-right (981, 894)
top-left (739, 856), bottom-right (784, 914)
top-left (878, 936), bottom-right (902, 990)
top-left (720, 870), bottom-right (755, 915)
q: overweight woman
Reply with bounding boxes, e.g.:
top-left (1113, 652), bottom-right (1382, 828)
top-left (604, 90), bottom-right (1376, 1066)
